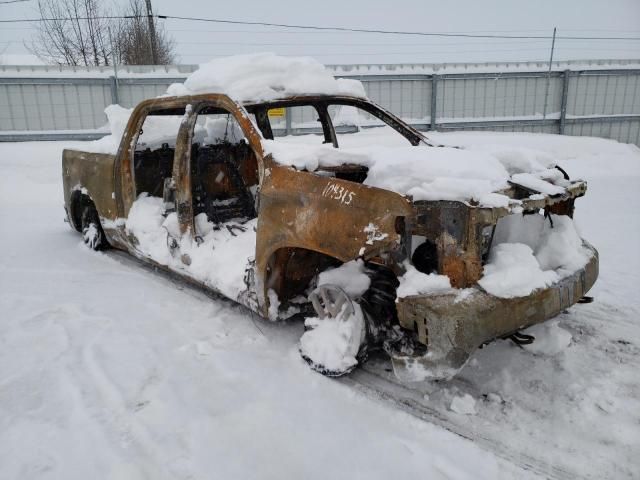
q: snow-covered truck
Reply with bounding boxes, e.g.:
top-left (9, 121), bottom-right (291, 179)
top-left (62, 55), bottom-right (599, 380)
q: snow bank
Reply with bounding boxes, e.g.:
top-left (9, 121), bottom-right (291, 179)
top-left (429, 130), bottom-right (638, 160)
top-left (166, 53), bottom-right (366, 102)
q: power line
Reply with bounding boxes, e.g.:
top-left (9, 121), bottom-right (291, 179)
top-left (0, 14), bottom-right (639, 41)
top-left (176, 47), bottom-right (640, 57)
top-left (0, 0), bottom-right (31, 4)
top-left (4, 25), bottom-right (639, 36)
top-left (166, 27), bottom-right (640, 36)
top-left (2, 23), bottom-right (637, 34)
top-left (175, 40), bottom-right (554, 47)
top-left (157, 15), bottom-right (640, 41)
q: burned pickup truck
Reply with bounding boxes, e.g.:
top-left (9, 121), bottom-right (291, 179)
top-left (62, 70), bottom-right (598, 380)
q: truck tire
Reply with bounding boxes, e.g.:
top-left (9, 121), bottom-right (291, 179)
top-left (299, 284), bottom-right (368, 377)
top-left (80, 203), bottom-right (109, 251)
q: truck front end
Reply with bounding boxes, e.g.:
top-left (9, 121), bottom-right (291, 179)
top-left (389, 175), bottom-right (598, 379)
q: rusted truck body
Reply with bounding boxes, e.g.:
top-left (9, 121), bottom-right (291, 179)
top-left (62, 93), bottom-right (598, 378)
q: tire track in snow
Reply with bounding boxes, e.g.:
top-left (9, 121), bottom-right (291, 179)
top-left (59, 305), bottom-right (178, 479)
top-left (107, 250), bottom-right (579, 479)
top-left (341, 364), bottom-right (577, 480)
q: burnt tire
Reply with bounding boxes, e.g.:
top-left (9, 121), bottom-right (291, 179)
top-left (80, 203), bottom-right (108, 251)
top-left (300, 285), bottom-right (368, 377)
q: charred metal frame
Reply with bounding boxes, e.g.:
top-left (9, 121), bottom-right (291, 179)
top-left (62, 92), bottom-right (599, 372)
top-left (243, 95), bottom-right (431, 147)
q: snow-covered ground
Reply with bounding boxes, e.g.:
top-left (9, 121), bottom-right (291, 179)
top-left (0, 131), bottom-right (638, 479)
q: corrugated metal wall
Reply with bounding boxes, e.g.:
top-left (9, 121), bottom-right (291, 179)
top-left (0, 61), bottom-right (638, 145)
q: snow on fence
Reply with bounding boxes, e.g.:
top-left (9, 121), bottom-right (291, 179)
top-left (0, 59), bottom-right (639, 145)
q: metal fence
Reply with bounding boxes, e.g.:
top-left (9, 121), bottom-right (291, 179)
top-left (1, 59), bottom-right (639, 145)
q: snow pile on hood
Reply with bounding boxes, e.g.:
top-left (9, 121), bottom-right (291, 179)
top-left (363, 146), bottom-right (512, 206)
top-left (467, 144), bottom-right (558, 174)
top-left (165, 53), bottom-right (366, 102)
top-left (265, 126), bottom-right (588, 206)
top-left (264, 139), bottom-right (571, 207)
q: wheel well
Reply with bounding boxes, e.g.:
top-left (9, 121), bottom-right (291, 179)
top-left (265, 247), bottom-right (341, 303)
top-left (69, 191), bottom-right (97, 232)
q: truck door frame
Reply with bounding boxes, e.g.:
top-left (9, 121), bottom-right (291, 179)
top-left (115, 94), bottom-right (265, 235)
top-left (115, 97), bottom-right (191, 221)
top-left (172, 95), bottom-right (266, 238)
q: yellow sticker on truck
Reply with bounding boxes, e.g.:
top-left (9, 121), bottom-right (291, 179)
top-left (268, 108), bottom-right (286, 118)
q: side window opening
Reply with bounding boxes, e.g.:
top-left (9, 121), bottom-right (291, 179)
top-left (133, 108), bottom-right (185, 199)
top-left (263, 105), bottom-right (332, 145)
top-left (327, 103), bottom-right (415, 147)
top-left (191, 108), bottom-right (259, 230)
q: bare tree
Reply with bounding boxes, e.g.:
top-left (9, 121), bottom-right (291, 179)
top-left (115, 0), bottom-right (175, 65)
top-left (28, 0), bottom-right (176, 66)
top-left (28, 0), bottom-right (113, 66)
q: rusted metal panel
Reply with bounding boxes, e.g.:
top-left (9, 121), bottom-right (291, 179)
top-left (61, 91), bottom-right (600, 376)
top-left (255, 157), bottom-right (413, 314)
top-left (62, 149), bottom-right (118, 224)
top-left (396, 242), bottom-right (599, 370)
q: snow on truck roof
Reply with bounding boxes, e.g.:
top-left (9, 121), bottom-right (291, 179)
top-left (82, 54), bottom-right (367, 154)
top-left (164, 53), bottom-right (367, 102)
top-left (82, 54), bottom-right (576, 208)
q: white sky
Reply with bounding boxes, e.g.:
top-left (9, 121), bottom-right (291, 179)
top-left (1, 0), bottom-right (638, 65)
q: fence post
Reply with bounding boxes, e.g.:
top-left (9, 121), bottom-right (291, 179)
top-left (430, 74), bottom-right (438, 130)
top-left (285, 108), bottom-right (292, 136)
top-left (559, 69), bottom-right (570, 135)
top-left (109, 76), bottom-right (119, 105)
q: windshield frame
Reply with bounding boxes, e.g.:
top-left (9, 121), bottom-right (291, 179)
top-left (242, 95), bottom-right (433, 147)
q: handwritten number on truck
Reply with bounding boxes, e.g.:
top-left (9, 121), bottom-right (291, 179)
top-left (322, 182), bottom-right (356, 206)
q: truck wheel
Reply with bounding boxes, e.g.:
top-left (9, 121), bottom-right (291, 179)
top-left (80, 203), bottom-right (108, 251)
top-left (299, 284), bottom-right (368, 377)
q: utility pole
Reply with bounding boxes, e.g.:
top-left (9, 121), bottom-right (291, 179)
top-left (145, 0), bottom-right (158, 65)
top-left (542, 27), bottom-right (557, 120)
top-left (108, 26), bottom-right (119, 104)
